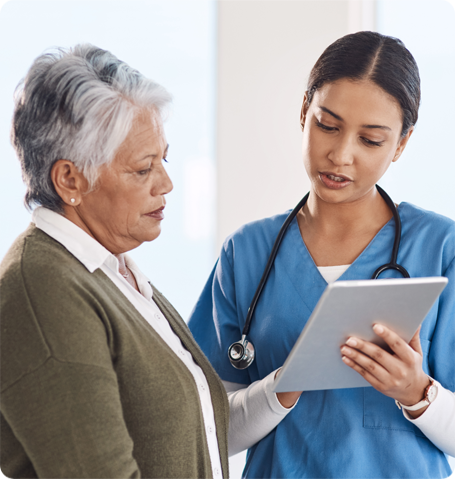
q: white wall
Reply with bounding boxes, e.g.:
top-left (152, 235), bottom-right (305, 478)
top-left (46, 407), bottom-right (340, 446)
top-left (216, 0), bottom-right (355, 249)
top-left (216, 0), bottom-right (382, 251)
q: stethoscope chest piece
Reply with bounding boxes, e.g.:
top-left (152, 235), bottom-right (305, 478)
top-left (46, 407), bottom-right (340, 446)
top-left (228, 335), bottom-right (255, 369)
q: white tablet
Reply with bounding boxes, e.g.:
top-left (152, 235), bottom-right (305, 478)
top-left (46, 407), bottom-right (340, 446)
top-left (272, 277), bottom-right (448, 393)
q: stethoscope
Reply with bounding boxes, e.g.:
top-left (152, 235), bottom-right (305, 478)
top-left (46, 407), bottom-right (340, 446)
top-left (228, 184), bottom-right (410, 370)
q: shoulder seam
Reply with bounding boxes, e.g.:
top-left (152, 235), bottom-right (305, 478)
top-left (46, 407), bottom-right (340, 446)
top-left (221, 241), bottom-right (235, 271)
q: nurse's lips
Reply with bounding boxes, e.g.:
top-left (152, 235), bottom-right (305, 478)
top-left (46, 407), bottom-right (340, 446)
top-left (144, 206), bottom-right (165, 220)
top-left (319, 171), bottom-right (353, 190)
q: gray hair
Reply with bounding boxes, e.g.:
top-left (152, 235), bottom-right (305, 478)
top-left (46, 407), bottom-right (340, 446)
top-left (11, 44), bottom-right (172, 212)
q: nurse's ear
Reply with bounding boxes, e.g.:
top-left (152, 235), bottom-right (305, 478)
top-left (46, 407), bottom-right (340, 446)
top-left (392, 126), bottom-right (414, 163)
top-left (300, 92), bottom-right (309, 131)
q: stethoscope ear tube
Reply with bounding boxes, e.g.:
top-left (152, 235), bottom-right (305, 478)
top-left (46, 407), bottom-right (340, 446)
top-left (228, 185), bottom-right (410, 369)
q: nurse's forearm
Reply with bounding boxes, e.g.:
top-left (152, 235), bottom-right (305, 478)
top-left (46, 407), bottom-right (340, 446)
top-left (223, 370), bottom-right (296, 456)
top-left (276, 390), bottom-right (302, 408)
top-left (274, 369), bottom-right (302, 408)
top-left (403, 382), bottom-right (455, 457)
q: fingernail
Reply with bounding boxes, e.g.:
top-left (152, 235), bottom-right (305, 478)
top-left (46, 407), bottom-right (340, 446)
top-left (342, 356), bottom-right (350, 363)
top-left (373, 324), bottom-right (384, 334)
top-left (346, 338), bottom-right (357, 347)
top-left (341, 346), bottom-right (351, 355)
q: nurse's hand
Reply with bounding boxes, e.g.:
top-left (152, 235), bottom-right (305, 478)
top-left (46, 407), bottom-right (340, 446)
top-left (340, 324), bottom-right (430, 418)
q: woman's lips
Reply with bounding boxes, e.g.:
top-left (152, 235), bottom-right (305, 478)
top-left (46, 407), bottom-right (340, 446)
top-left (319, 172), bottom-right (353, 190)
top-left (145, 206), bottom-right (165, 220)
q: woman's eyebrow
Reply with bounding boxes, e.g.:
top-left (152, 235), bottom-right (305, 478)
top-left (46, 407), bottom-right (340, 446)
top-left (319, 106), bottom-right (391, 130)
top-left (136, 144), bottom-right (169, 162)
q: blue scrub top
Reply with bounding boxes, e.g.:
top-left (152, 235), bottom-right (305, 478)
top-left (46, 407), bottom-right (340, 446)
top-left (189, 202), bottom-right (455, 479)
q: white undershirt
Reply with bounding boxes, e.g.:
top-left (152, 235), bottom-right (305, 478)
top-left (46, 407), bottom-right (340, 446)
top-left (32, 207), bottom-right (223, 478)
top-left (317, 264), bottom-right (350, 283)
top-left (225, 264), bottom-right (455, 457)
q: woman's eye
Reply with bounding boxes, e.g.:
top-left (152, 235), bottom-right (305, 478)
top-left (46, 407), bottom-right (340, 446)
top-left (362, 137), bottom-right (384, 147)
top-left (315, 120), bottom-right (336, 132)
top-left (137, 168), bottom-right (151, 176)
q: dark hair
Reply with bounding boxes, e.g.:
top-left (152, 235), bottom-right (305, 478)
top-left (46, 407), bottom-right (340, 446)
top-left (306, 31), bottom-right (420, 137)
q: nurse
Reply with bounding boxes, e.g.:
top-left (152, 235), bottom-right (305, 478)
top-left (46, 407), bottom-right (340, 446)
top-left (189, 31), bottom-right (455, 478)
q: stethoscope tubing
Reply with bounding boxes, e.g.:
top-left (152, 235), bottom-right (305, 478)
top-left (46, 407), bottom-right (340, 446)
top-left (241, 192), bottom-right (310, 337)
top-left (241, 184), bottom-right (410, 339)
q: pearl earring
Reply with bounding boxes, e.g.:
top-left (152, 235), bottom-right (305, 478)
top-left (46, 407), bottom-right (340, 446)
top-left (70, 198), bottom-right (75, 204)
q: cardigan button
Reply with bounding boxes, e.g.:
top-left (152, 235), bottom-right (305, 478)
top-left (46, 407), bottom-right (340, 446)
top-left (214, 467), bottom-right (221, 476)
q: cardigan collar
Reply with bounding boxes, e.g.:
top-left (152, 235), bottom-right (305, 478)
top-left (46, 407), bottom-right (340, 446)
top-left (32, 206), bottom-right (112, 274)
top-left (33, 207), bottom-right (155, 301)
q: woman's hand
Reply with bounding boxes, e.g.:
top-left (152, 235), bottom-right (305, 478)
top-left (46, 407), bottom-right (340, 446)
top-left (340, 324), bottom-right (431, 418)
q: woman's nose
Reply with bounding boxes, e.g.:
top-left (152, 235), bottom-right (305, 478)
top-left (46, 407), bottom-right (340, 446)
top-left (152, 164), bottom-right (173, 196)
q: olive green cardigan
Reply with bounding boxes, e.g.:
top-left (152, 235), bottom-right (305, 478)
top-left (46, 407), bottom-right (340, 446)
top-left (0, 225), bottom-right (229, 478)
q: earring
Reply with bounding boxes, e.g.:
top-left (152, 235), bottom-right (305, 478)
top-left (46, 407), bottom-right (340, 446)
top-left (70, 198), bottom-right (75, 204)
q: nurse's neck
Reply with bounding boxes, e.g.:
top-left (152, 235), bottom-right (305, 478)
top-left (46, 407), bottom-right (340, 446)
top-left (297, 187), bottom-right (393, 266)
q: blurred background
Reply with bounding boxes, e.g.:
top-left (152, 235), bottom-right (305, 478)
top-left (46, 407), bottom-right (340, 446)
top-left (0, 0), bottom-right (454, 477)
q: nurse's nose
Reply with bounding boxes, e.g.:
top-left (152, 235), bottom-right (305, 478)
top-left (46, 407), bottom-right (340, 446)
top-left (327, 134), bottom-right (355, 166)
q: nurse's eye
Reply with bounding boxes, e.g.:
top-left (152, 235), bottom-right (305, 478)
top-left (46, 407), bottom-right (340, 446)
top-left (361, 137), bottom-right (384, 147)
top-left (315, 120), bottom-right (336, 132)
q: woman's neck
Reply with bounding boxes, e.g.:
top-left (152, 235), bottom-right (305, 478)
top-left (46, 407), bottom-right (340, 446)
top-left (297, 187), bottom-right (393, 266)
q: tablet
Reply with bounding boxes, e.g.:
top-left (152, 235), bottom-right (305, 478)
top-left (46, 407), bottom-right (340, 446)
top-left (272, 277), bottom-right (448, 393)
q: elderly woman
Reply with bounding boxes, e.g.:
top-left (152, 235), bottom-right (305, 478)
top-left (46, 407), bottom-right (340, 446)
top-left (0, 45), bottom-right (228, 478)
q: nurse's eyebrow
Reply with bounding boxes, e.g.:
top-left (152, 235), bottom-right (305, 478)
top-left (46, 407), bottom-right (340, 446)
top-left (362, 124), bottom-right (391, 131)
top-left (319, 106), bottom-right (343, 121)
top-left (319, 106), bottom-right (391, 131)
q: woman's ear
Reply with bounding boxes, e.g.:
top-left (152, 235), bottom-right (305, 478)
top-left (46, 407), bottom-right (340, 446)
top-left (300, 92), bottom-right (309, 131)
top-left (51, 160), bottom-right (88, 207)
top-left (392, 127), bottom-right (414, 163)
